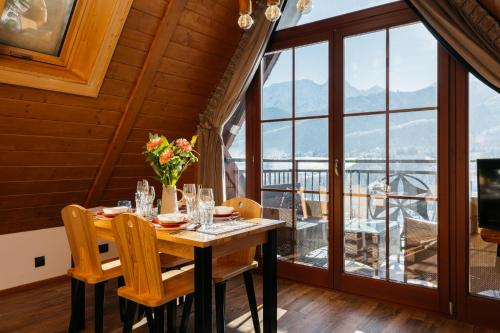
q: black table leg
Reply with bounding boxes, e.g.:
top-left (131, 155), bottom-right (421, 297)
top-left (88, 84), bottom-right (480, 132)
top-left (194, 246), bottom-right (212, 333)
top-left (69, 258), bottom-right (85, 332)
top-left (69, 278), bottom-right (85, 332)
top-left (263, 229), bottom-right (277, 333)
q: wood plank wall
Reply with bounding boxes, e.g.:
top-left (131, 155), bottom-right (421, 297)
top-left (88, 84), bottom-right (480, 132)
top-left (0, 0), bottom-right (243, 234)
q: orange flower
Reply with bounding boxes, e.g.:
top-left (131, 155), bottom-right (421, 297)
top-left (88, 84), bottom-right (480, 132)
top-left (147, 137), bottom-right (162, 151)
top-left (175, 138), bottom-right (192, 152)
top-left (159, 149), bottom-right (174, 165)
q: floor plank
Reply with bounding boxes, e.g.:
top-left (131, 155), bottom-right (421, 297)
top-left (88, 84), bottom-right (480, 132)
top-left (0, 276), bottom-right (498, 333)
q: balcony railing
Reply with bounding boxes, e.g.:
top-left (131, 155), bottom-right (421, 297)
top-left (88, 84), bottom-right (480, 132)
top-left (225, 157), bottom-right (437, 220)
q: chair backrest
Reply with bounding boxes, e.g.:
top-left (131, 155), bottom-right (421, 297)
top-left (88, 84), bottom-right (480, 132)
top-left (61, 204), bottom-right (103, 278)
top-left (404, 217), bottom-right (437, 250)
top-left (110, 213), bottom-right (164, 300)
top-left (223, 197), bottom-right (263, 219)
top-left (220, 198), bottom-right (263, 265)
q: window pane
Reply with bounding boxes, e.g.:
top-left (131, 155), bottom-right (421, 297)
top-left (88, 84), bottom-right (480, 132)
top-left (295, 42), bottom-right (328, 117)
top-left (344, 114), bottom-right (386, 278)
top-left (263, 50), bottom-right (293, 120)
top-left (389, 23), bottom-right (437, 110)
top-left (0, 0), bottom-right (76, 55)
top-left (344, 196), bottom-right (387, 279)
top-left (345, 30), bottom-right (386, 113)
top-left (223, 102), bottom-right (246, 199)
top-left (262, 190), bottom-right (294, 262)
top-left (277, 0), bottom-right (397, 30)
top-left (295, 118), bottom-right (328, 192)
top-left (469, 74), bottom-right (500, 300)
top-left (296, 191), bottom-right (329, 268)
top-left (262, 121), bottom-right (293, 189)
top-left (389, 111), bottom-right (438, 197)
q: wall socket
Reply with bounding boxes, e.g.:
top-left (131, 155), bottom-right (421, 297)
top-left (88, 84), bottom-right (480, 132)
top-left (34, 256), bottom-right (45, 268)
top-left (98, 243), bottom-right (109, 254)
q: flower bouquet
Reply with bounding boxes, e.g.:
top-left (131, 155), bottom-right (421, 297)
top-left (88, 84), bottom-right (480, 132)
top-left (144, 133), bottom-right (198, 213)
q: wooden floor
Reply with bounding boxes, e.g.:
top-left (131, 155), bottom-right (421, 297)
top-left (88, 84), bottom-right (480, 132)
top-left (0, 276), bottom-right (498, 333)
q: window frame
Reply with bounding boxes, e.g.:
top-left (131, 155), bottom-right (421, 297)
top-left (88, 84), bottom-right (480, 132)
top-left (0, 0), bottom-right (134, 96)
top-left (0, 0), bottom-right (83, 65)
top-left (252, 0), bottom-right (452, 311)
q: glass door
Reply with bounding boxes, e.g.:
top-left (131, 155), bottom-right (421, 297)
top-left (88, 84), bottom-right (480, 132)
top-left (260, 41), bottom-right (332, 286)
top-left (338, 21), bottom-right (448, 308)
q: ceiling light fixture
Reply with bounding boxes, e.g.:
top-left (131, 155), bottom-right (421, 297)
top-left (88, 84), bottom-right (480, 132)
top-left (238, 0), bottom-right (313, 30)
top-left (238, 0), bottom-right (254, 30)
top-left (265, 0), bottom-right (282, 22)
top-left (296, 0), bottom-right (313, 14)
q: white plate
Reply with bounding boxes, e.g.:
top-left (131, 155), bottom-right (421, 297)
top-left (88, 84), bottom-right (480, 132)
top-left (102, 206), bottom-right (129, 215)
top-left (157, 213), bottom-right (187, 224)
top-left (214, 206), bottom-right (234, 216)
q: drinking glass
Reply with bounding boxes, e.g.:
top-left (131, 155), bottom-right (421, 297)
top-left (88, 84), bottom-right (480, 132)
top-left (198, 188), bottom-right (215, 229)
top-left (117, 200), bottom-right (132, 210)
top-left (183, 184), bottom-right (197, 221)
top-left (145, 186), bottom-right (155, 217)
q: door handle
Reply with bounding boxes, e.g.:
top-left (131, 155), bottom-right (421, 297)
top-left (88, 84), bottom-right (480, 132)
top-left (335, 159), bottom-right (341, 177)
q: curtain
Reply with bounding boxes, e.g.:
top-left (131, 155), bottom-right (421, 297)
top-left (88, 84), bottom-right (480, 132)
top-left (405, 0), bottom-right (500, 91)
top-left (197, 2), bottom-right (276, 203)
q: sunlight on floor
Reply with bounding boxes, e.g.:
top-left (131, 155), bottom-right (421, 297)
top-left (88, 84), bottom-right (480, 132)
top-left (226, 305), bottom-right (288, 332)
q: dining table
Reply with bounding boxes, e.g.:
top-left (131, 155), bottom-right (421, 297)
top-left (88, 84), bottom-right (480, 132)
top-left (71, 215), bottom-right (285, 333)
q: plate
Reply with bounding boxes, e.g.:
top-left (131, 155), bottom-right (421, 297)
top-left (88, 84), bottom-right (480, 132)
top-left (156, 213), bottom-right (187, 224)
top-left (214, 212), bottom-right (240, 221)
top-left (153, 222), bottom-right (188, 231)
top-left (213, 206), bottom-right (234, 216)
top-left (102, 206), bottom-right (129, 215)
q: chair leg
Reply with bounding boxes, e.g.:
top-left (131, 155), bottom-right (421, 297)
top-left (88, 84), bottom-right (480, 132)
top-left (117, 277), bottom-right (126, 322)
top-left (137, 305), bottom-right (146, 321)
top-left (244, 271), bottom-right (261, 333)
top-left (145, 307), bottom-right (155, 333)
top-left (179, 294), bottom-right (193, 333)
top-left (166, 300), bottom-right (177, 333)
top-left (123, 301), bottom-right (137, 333)
top-left (153, 305), bottom-right (165, 333)
top-left (94, 282), bottom-right (105, 333)
top-left (215, 282), bottom-right (226, 333)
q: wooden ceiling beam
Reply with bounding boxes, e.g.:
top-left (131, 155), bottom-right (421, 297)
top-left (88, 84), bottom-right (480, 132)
top-left (85, 0), bottom-right (188, 207)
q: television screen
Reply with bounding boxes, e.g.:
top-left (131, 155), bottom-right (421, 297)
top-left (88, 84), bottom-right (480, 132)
top-left (477, 159), bottom-right (500, 231)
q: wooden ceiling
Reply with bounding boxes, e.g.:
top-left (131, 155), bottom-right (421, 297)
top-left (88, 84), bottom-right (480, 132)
top-left (0, 0), bottom-right (244, 234)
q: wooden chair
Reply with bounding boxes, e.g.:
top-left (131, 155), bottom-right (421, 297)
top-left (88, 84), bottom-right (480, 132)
top-left (110, 213), bottom-right (195, 333)
top-left (213, 198), bottom-right (263, 333)
top-left (62, 204), bottom-right (123, 333)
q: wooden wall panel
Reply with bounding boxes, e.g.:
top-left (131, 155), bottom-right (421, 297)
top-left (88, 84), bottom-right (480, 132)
top-left (0, 0), bottom-right (243, 234)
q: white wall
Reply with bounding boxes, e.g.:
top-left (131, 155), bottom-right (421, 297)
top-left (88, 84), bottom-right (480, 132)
top-left (0, 227), bottom-right (118, 291)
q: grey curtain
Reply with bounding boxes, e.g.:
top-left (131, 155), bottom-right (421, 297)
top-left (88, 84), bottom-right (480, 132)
top-left (406, 0), bottom-right (500, 91)
top-left (197, 2), bottom-right (276, 203)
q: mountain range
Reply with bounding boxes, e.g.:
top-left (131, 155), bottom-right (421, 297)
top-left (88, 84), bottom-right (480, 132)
top-left (228, 78), bottom-right (499, 161)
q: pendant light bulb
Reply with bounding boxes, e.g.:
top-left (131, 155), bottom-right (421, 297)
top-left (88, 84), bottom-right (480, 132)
top-left (265, 1), bottom-right (282, 22)
top-left (296, 0), bottom-right (313, 14)
top-left (238, 13), bottom-right (254, 30)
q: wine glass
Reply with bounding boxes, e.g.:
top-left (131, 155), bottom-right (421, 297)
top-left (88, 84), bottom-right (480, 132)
top-left (183, 184), bottom-right (197, 221)
top-left (198, 188), bottom-right (215, 229)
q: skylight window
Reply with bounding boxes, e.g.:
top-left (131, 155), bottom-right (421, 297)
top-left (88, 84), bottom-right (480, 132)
top-left (277, 0), bottom-right (398, 30)
top-left (0, 0), bottom-right (77, 56)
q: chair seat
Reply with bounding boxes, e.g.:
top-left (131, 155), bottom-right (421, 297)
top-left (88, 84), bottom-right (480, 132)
top-left (117, 268), bottom-right (194, 308)
top-left (68, 258), bottom-right (122, 284)
top-left (213, 260), bottom-right (258, 283)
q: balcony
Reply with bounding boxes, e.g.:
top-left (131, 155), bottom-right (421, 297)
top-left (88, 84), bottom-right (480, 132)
top-left (225, 157), bottom-right (439, 287)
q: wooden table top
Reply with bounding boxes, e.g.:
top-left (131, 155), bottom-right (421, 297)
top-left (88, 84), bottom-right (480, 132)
top-left (94, 217), bottom-right (285, 248)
